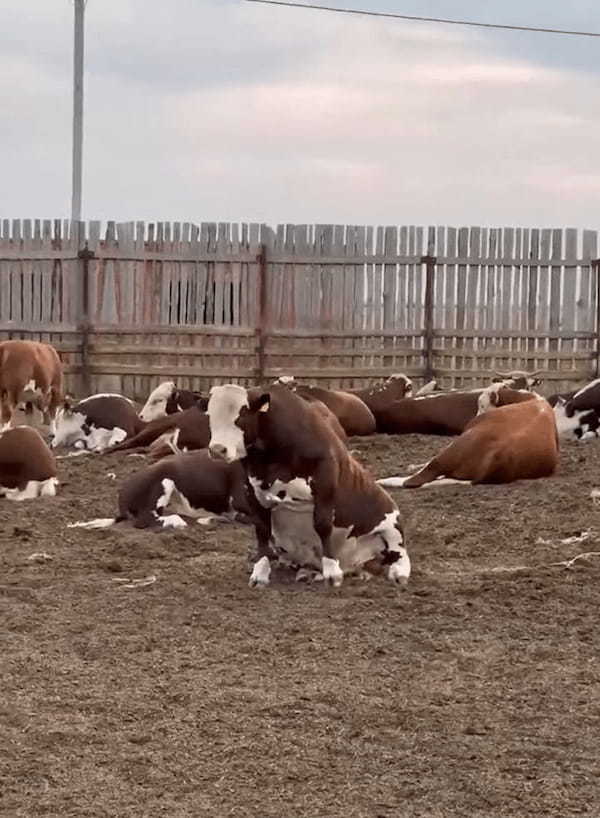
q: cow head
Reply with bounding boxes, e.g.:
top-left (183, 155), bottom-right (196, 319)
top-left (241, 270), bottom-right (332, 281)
top-left (206, 384), bottom-right (268, 463)
top-left (477, 383), bottom-right (537, 415)
top-left (493, 370), bottom-right (543, 390)
top-left (51, 398), bottom-right (89, 449)
top-left (383, 373), bottom-right (413, 399)
top-left (138, 381), bottom-right (176, 422)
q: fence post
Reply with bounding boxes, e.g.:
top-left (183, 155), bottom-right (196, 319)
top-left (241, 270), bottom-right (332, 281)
top-left (256, 243), bottom-right (268, 384)
top-left (594, 258), bottom-right (600, 379)
top-left (78, 241), bottom-right (94, 396)
top-left (421, 254), bottom-right (436, 382)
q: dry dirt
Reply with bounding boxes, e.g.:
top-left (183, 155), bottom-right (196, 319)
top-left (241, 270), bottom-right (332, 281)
top-left (3, 434), bottom-right (600, 817)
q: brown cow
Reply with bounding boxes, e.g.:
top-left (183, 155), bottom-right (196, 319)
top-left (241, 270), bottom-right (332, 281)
top-left (0, 340), bottom-right (63, 433)
top-left (68, 449), bottom-right (250, 530)
top-left (0, 426), bottom-right (58, 500)
top-left (348, 373), bottom-right (413, 415)
top-left (378, 386), bottom-right (557, 489)
top-left (204, 383), bottom-right (410, 589)
top-left (106, 404), bottom-right (210, 456)
top-left (275, 377), bottom-right (376, 436)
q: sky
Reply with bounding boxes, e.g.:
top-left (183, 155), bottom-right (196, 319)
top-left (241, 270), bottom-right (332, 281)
top-left (2, 0), bottom-right (600, 229)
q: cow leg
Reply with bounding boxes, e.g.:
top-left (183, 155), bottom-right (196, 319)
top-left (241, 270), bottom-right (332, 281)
top-left (313, 500), bottom-right (343, 587)
top-left (402, 459), bottom-right (444, 488)
top-left (244, 487), bottom-right (275, 589)
top-left (0, 391), bottom-right (15, 431)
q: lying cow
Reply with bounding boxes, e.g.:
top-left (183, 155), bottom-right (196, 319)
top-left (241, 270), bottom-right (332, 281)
top-left (51, 394), bottom-right (144, 452)
top-left (0, 339), bottom-right (63, 433)
top-left (204, 383), bottom-right (410, 589)
top-left (0, 426), bottom-right (58, 500)
top-left (548, 379), bottom-right (600, 441)
top-left (138, 381), bottom-right (204, 423)
top-left (348, 373), bottom-right (413, 415)
top-left (275, 378), bottom-right (376, 436)
top-left (378, 385), bottom-right (558, 489)
top-left (107, 403), bottom-right (210, 457)
top-left (69, 449), bottom-right (250, 530)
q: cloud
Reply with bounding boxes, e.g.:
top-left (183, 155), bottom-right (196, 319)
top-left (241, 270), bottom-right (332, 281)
top-left (1, 0), bottom-right (599, 228)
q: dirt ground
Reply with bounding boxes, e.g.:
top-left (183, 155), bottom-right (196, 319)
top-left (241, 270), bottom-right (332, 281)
top-left (3, 433), bottom-right (600, 818)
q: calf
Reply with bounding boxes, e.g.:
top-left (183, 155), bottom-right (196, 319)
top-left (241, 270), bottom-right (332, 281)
top-left (548, 379), bottom-right (600, 440)
top-left (0, 340), bottom-right (63, 433)
top-left (379, 386), bottom-right (558, 489)
top-left (204, 383), bottom-right (410, 589)
top-left (138, 381), bottom-right (204, 423)
top-left (51, 394), bottom-right (144, 452)
top-left (69, 450), bottom-right (250, 530)
top-left (275, 378), bottom-right (376, 436)
top-left (0, 426), bottom-right (58, 500)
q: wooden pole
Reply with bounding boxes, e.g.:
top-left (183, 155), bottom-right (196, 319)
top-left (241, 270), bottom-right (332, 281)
top-left (421, 254), bottom-right (436, 382)
top-left (71, 0), bottom-right (85, 222)
top-left (256, 243), bottom-right (268, 383)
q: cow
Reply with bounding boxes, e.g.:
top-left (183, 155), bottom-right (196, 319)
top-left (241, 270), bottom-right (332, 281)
top-left (203, 383), bottom-right (411, 589)
top-left (106, 403), bottom-right (210, 456)
top-left (348, 373), bottom-right (413, 414)
top-left (548, 379), bottom-right (600, 441)
top-left (138, 381), bottom-right (204, 423)
top-left (492, 369), bottom-right (543, 390)
top-left (51, 394), bottom-right (144, 452)
top-left (0, 340), bottom-right (63, 434)
top-left (378, 385), bottom-right (558, 489)
top-left (275, 378), bottom-right (376, 436)
top-left (68, 449), bottom-right (251, 531)
top-left (0, 426), bottom-right (59, 500)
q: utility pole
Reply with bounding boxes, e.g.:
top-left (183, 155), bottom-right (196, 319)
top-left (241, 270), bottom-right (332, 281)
top-left (71, 0), bottom-right (85, 223)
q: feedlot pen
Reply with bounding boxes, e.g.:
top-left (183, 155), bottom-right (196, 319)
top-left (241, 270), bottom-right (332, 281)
top-left (3, 433), bottom-right (600, 818)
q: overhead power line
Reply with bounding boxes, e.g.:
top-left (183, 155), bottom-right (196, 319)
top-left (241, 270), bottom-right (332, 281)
top-left (244, 0), bottom-right (600, 39)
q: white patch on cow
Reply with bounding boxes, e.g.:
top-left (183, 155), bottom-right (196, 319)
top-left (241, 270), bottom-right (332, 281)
top-left (107, 427), bottom-right (127, 447)
top-left (321, 556), bottom-right (344, 587)
top-left (68, 517), bottom-right (116, 529)
top-left (415, 380), bottom-right (437, 397)
top-left (377, 475), bottom-right (472, 487)
top-left (277, 375), bottom-right (295, 385)
top-left (139, 382), bottom-right (176, 422)
top-left (51, 410), bottom-right (86, 448)
top-left (250, 475), bottom-right (313, 509)
top-left (580, 429), bottom-right (598, 441)
top-left (207, 384), bottom-right (249, 463)
top-left (249, 555), bottom-right (271, 588)
top-left (157, 478), bottom-right (175, 509)
top-left (573, 378), bottom-right (600, 400)
top-left (477, 382), bottom-right (504, 414)
top-left (1, 477), bottom-right (58, 501)
top-left (79, 393), bottom-right (134, 404)
top-left (160, 514), bottom-right (187, 529)
top-left (553, 403), bottom-right (587, 438)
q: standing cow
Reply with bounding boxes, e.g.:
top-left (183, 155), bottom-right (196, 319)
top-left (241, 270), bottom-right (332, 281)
top-left (0, 340), bottom-right (63, 434)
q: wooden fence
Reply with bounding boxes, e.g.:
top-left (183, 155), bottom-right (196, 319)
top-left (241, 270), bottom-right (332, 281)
top-left (1, 219), bottom-right (599, 399)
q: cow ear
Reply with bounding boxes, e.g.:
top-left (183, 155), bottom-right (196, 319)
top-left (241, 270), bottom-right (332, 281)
top-left (196, 396), bottom-right (209, 412)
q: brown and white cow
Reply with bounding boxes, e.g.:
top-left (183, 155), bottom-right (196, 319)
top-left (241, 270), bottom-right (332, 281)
top-left (275, 378), bottom-right (376, 437)
top-left (0, 426), bottom-right (58, 500)
top-left (138, 381), bottom-right (204, 423)
top-left (51, 393), bottom-right (144, 452)
top-left (378, 385), bottom-right (558, 489)
top-left (106, 404), bottom-right (211, 457)
top-left (69, 449), bottom-right (250, 530)
top-left (203, 383), bottom-right (410, 589)
top-left (0, 340), bottom-right (63, 433)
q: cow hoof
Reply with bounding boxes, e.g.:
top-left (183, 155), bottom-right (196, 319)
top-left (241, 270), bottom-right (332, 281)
top-left (249, 556), bottom-right (271, 588)
top-left (160, 514), bottom-right (187, 529)
top-left (321, 557), bottom-right (344, 587)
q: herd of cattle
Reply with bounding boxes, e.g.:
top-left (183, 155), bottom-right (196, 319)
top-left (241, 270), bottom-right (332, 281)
top-left (2, 338), bottom-right (600, 588)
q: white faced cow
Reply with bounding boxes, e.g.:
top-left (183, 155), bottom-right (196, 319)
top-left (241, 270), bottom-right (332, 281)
top-left (0, 426), bottom-right (58, 500)
top-left (51, 394), bottom-right (144, 453)
top-left (203, 383), bottom-right (411, 589)
top-left (0, 340), bottom-right (63, 434)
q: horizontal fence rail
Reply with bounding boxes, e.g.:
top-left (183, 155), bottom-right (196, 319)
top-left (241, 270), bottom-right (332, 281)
top-left (1, 219), bottom-right (599, 399)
